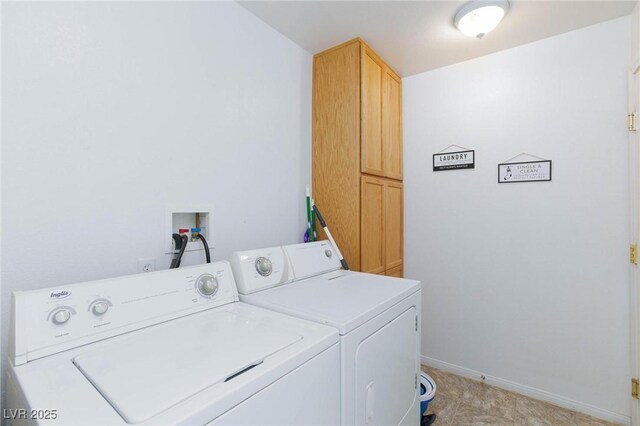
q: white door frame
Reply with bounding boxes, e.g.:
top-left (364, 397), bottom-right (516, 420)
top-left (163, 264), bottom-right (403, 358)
top-left (629, 61), bottom-right (640, 426)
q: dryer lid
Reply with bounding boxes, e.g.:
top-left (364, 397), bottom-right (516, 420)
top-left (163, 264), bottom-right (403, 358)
top-left (241, 271), bottom-right (420, 335)
top-left (73, 308), bottom-right (302, 424)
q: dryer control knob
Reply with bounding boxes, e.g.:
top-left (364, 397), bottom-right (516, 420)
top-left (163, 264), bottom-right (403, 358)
top-left (255, 257), bottom-right (272, 276)
top-left (92, 302), bottom-right (109, 316)
top-left (196, 274), bottom-right (219, 298)
top-left (52, 309), bottom-right (71, 325)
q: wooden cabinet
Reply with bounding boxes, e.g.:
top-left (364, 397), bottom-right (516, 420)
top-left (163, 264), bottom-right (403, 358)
top-left (312, 38), bottom-right (403, 276)
top-left (312, 40), bottom-right (362, 269)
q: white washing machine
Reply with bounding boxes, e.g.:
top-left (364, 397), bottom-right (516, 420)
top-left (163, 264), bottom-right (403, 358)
top-left (6, 261), bottom-right (340, 425)
top-left (230, 241), bottom-right (422, 426)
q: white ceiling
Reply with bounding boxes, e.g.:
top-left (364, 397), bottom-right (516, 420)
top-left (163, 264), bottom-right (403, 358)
top-left (238, 1), bottom-right (635, 77)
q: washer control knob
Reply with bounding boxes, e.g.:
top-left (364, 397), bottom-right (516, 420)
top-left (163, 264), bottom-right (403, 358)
top-left (325, 249), bottom-right (333, 258)
top-left (255, 257), bottom-right (272, 276)
top-left (92, 301), bottom-right (109, 316)
top-left (196, 274), bottom-right (219, 298)
top-left (52, 309), bottom-right (71, 325)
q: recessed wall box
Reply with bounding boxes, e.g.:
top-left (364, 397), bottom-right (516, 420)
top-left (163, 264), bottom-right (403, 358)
top-left (166, 209), bottom-right (214, 254)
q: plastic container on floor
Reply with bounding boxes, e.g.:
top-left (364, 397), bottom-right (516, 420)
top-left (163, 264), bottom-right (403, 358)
top-left (420, 373), bottom-right (436, 416)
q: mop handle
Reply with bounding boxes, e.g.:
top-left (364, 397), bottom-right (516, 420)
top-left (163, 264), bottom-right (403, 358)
top-left (312, 203), bottom-right (350, 270)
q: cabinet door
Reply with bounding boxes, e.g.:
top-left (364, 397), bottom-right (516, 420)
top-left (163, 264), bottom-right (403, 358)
top-left (361, 49), bottom-right (384, 177)
top-left (385, 180), bottom-right (403, 270)
top-left (382, 70), bottom-right (402, 180)
top-left (361, 176), bottom-right (386, 274)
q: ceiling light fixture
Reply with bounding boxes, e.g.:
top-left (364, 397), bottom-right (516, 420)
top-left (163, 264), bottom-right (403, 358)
top-left (454, 0), bottom-right (510, 39)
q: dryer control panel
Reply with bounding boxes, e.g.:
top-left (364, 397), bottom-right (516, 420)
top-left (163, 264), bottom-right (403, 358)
top-left (229, 245), bottom-right (292, 294)
top-left (230, 241), bottom-right (341, 295)
top-left (283, 241), bottom-right (342, 281)
top-left (9, 261), bottom-right (238, 366)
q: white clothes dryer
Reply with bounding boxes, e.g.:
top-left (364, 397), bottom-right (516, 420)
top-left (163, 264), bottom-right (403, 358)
top-left (230, 241), bottom-right (422, 426)
top-left (6, 261), bottom-right (340, 425)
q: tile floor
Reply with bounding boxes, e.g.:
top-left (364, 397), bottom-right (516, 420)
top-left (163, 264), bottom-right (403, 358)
top-left (420, 365), bottom-right (621, 426)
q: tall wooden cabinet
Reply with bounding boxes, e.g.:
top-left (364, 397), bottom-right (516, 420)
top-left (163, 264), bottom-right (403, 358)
top-left (313, 38), bottom-right (403, 276)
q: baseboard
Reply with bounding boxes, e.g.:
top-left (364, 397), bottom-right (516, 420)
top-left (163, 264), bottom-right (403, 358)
top-left (421, 356), bottom-right (631, 426)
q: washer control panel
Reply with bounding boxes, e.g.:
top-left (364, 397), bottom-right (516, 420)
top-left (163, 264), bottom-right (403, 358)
top-left (10, 261), bottom-right (238, 365)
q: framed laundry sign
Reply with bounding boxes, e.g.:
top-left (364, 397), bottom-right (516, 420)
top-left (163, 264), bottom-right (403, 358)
top-left (498, 160), bottom-right (552, 183)
top-left (433, 149), bottom-right (475, 171)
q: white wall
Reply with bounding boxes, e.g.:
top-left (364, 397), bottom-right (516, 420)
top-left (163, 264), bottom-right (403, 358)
top-left (404, 17), bottom-right (631, 421)
top-left (1, 0), bottom-right (311, 408)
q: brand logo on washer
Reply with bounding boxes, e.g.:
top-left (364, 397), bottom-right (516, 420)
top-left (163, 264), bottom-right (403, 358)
top-left (50, 290), bottom-right (71, 299)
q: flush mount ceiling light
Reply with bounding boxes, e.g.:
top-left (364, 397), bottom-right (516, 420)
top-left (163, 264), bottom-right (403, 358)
top-left (454, 0), bottom-right (510, 39)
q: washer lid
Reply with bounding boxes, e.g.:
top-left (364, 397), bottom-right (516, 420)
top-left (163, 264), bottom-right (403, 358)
top-left (240, 271), bottom-right (420, 335)
top-left (73, 308), bottom-right (302, 424)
